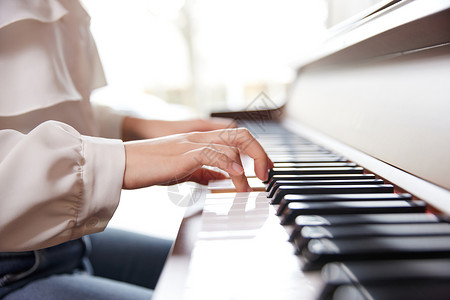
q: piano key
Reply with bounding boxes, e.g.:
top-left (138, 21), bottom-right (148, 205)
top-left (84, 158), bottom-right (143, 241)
top-left (267, 149), bottom-right (329, 154)
top-left (273, 162), bottom-right (357, 168)
top-left (264, 146), bottom-right (328, 152)
top-left (268, 152), bottom-right (332, 157)
top-left (270, 156), bottom-right (347, 163)
top-left (271, 184), bottom-right (394, 204)
top-left (257, 137), bottom-right (319, 149)
top-left (269, 154), bottom-right (344, 160)
top-left (268, 179), bottom-right (384, 198)
top-left (319, 259), bottom-right (450, 300)
top-left (295, 223), bottom-right (450, 252)
top-left (331, 281), bottom-right (450, 300)
top-left (261, 143), bottom-right (318, 149)
top-left (268, 152), bottom-right (341, 156)
top-left (266, 174), bottom-right (377, 191)
top-left (208, 177), bottom-right (267, 193)
top-left (278, 192), bottom-right (410, 216)
top-left (267, 167), bottom-right (365, 182)
top-left (294, 211), bottom-right (439, 227)
top-left (281, 200), bottom-right (426, 225)
top-left (251, 137), bottom-right (297, 142)
top-left (289, 211), bottom-right (439, 242)
top-left (302, 235), bottom-right (450, 271)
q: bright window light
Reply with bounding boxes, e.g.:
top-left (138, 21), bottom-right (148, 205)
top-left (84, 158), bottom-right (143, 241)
top-left (82, 0), bottom-right (328, 117)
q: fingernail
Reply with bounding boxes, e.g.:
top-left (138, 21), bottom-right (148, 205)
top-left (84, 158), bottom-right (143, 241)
top-left (231, 162), bottom-right (244, 175)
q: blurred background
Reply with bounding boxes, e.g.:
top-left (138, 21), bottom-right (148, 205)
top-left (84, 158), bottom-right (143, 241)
top-left (82, 0), bottom-right (383, 119)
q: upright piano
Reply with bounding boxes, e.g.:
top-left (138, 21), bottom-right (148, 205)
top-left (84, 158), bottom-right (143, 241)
top-left (152, 0), bottom-right (450, 299)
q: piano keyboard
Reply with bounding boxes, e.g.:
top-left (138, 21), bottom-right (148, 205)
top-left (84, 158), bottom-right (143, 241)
top-left (178, 121), bottom-right (450, 300)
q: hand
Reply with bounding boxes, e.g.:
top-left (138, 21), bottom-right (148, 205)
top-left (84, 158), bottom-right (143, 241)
top-left (122, 117), bottom-right (236, 141)
top-left (122, 128), bottom-right (273, 192)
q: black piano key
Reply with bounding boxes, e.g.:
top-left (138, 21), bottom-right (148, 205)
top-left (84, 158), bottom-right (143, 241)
top-left (268, 153), bottom-right (340, 157)
top-left (264, 146), bottom-right (328, 152)
top-left (267, 151), bottom-right (332, 156)
top-left (269, 153), bottom-right (342, 157)
top-left (295, 223), bottom-right (450, 252)
top-left (273, 162), bottom-right (357, 168)
top-left (278, 192), bottom-right (410, 216)
top-left (302, 234), bottom-right (450, 271)
top-left (259, 141), bottom-right (315, 147)
top-left (271, 184), bottom-right (394, 204)
top-left (255, 135), bottom-right (300, 140)
top-left (266, 174), bottom-right (377, 191)
top-left (269, 179), bottom-right (384, 198)
top-left (267, 167), bottom-right (365, 182)
top-left (319, 259), bottom-right (450, 300)
top-left (289, 211), bottom-right (439, 242)
top-left (262, 141), bottom-right (322, 146)
top-left (331, 281), bottom-right (450, 300)
top-left (268, 151), bottom-right (326, 156)
top-left (281, 200), bottom-right (426, 225)
top-left (270, 156), bottom-right (347, 163)
top-left (257, 137), bottom-right (312, 144)
top-left (294, 211), bottom-right (438, 227)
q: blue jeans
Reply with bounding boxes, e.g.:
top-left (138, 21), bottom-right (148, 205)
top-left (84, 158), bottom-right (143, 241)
top-left (0, 228), bottom-right (172, 299)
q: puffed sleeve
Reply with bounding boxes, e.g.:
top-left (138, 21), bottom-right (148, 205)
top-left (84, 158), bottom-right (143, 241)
top-left (0, 121), bottom-right (126, 252)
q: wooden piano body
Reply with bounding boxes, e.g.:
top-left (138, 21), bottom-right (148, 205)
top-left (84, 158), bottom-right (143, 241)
top-left (151, 0), bottom-right (450, 299)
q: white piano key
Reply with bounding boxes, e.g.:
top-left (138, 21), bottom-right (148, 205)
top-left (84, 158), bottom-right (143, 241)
top-left (183, 191), bottom-right (323, 300)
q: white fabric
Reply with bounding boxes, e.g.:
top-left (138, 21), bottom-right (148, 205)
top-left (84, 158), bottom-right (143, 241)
top-left (0, 121), bottom-right (125, 251)
top-left (0, 0), bottom-right (106, 116)
top-left (91, 104), bottom-right (126, 139)
top-left (0, 0), bottom-right (126, 251)
top-left (0, 0), bottom-right (67, 29)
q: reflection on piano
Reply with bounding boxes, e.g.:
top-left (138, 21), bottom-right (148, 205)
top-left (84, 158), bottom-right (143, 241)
top-left (152, 1), bottom-right (450, 299)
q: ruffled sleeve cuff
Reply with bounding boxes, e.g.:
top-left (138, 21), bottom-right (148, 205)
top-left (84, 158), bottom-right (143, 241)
top-left (70, 135), bottom-right (126, 239)
top-left (0, 121), bottom-right (126, 251)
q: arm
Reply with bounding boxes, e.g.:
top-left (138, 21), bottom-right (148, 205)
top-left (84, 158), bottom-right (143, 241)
top-left (91, 103), bottom-right (236, 140)
top-left (0, 121), bottom-right (125, 252)
top-left (122, 128), bottom-right (273, 192)
top-left (0, 123), bottom-right (271, 252)
top-left (121, 116), bottom-right (236, 141)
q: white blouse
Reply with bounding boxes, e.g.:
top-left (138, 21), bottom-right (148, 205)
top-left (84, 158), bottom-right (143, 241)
top-left (0, 0), bottom-right (126, 251)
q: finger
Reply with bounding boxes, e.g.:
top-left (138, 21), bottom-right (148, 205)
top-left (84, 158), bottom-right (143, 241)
top-left (179, 142), bottom-right (242, 164)
top-left (189, 128), bottom-right (270, 181)
top-left (186, 168), bottom-right (227, 185)
top-left (185, 147), bottom-right (251, 192)
top-left (188, 144), bottom-right (250, 191)
top-left (230, 173), bottom-right (253, 193)
top-left (268, 157), bottom-right (274, 168)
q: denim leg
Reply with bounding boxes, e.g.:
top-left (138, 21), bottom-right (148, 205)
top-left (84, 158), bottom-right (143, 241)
top-left (87, 228), bottom-right (173, 290)
top-left (1, 229), bottom-right (170, 299)
top-left (0, 239), bottom-right (86, 298)
top-left (3, 272), bottom-right (153, 300)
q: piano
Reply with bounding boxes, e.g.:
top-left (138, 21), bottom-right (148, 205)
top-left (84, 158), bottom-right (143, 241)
top-left (152, 0), bottom-right (450, 299)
